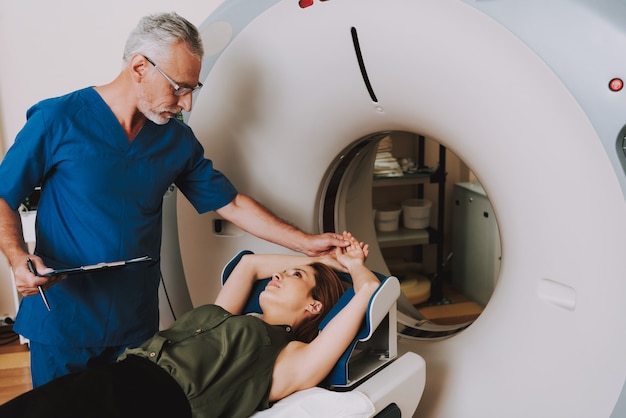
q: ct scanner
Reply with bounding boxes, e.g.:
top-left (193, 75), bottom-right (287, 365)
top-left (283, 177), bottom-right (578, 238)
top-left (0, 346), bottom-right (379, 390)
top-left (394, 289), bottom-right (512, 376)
top-left (157, 0), bottom-right (626, 416)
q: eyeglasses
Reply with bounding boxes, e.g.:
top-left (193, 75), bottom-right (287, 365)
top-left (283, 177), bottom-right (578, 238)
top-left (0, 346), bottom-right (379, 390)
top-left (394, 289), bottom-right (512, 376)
top-left (143, 55), bottom-right (203, 96)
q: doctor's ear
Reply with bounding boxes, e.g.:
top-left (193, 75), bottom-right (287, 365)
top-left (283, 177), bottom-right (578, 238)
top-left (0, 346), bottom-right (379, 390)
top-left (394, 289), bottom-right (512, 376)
top-left (129, 54), bottom-right (149, 82)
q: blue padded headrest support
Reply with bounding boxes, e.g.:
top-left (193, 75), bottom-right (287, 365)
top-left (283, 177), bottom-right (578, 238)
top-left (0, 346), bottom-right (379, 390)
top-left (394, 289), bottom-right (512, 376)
top-left (318, 271), bottom-right (388, 337)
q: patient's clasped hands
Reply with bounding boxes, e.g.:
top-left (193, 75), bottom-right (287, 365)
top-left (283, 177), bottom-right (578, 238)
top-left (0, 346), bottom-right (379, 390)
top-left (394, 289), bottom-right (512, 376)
top-left (334, 232), bottom-right (369, 270)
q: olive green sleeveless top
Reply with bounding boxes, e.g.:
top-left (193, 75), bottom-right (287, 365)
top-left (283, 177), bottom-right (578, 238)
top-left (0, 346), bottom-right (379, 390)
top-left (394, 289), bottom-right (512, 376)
top-left (120, 304), bottom-right (294, 418)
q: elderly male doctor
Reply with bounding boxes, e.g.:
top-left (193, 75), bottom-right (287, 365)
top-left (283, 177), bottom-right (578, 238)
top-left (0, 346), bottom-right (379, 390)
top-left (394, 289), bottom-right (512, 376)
top-left (0, 12), bottom-right (347, 387)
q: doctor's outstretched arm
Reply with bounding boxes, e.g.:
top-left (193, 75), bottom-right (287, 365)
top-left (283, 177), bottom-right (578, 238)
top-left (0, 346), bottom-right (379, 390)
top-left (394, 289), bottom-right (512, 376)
top-left (215, 193), bottom-right (348, 256)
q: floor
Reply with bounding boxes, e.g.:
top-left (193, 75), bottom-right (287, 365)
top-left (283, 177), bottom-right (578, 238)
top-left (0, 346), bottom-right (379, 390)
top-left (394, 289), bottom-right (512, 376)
top-left (0, 279), bottom-right (484, 406)
top-left (415, 280), bottom-right (484, 325)
top-left (0, 326), bottom-right (30, 405)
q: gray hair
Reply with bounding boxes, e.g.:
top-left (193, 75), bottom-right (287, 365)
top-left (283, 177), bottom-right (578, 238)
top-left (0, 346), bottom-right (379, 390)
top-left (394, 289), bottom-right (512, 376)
top-left (123, 12), bottom-right (204, 63)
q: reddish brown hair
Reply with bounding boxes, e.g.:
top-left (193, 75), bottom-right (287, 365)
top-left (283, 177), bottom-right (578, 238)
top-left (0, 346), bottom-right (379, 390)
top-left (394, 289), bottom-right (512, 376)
top-left (294, 262), bottom-right (348, 343)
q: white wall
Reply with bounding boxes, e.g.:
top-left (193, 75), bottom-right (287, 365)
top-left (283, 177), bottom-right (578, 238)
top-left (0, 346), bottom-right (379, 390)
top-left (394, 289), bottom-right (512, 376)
top-left (0, 0), bottom-right (224, 318)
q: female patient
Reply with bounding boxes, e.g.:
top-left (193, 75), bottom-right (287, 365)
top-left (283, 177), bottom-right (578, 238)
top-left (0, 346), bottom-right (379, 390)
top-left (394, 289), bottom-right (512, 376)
top-left (0, 232), bottom-right (380, 418)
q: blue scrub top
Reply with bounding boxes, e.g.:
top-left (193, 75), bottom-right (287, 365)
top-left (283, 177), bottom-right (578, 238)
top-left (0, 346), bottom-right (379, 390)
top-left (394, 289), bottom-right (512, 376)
top-left (0, 87), bottom-right (238, 346)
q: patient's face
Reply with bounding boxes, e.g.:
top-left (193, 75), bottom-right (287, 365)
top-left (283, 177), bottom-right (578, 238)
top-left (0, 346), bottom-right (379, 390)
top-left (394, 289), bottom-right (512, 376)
top-left (261, 265), bottom-right (317, 311)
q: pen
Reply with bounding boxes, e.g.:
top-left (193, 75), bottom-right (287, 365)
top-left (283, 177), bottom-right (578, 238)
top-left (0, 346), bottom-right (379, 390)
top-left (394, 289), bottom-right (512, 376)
top-left (26, 258), bottom-right (51, 311)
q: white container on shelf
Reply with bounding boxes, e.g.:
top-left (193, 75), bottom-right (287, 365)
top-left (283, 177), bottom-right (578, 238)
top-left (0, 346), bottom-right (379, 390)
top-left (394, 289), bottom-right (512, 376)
top-left (375, 205), bottom-right (402, 232)
top-left (402, 199), bottom-right (432, 229)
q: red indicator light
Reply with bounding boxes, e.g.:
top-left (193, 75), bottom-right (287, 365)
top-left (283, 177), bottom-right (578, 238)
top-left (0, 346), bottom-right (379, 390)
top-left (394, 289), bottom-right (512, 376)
top-left (609, 78), bottom-right (623, 92)
top-left (299, 0), bottom-right (314, 7)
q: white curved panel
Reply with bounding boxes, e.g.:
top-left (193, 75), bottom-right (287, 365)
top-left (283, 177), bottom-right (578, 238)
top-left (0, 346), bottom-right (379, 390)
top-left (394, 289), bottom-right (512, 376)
top-left (174, 0), bottom-right (626, 416)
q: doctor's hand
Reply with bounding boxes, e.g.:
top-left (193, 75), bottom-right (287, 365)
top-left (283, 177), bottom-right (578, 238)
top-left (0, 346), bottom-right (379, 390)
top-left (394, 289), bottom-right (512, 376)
top-left (300, 232), bottom-right (350, 257)
top-left (13, 255), bottom-right (61, 297)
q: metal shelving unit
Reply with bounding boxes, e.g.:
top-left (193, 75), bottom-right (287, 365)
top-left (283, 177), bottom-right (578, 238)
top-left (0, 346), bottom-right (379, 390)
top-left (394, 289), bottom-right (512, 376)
top-left (373, 136), bottom-right (447, 303)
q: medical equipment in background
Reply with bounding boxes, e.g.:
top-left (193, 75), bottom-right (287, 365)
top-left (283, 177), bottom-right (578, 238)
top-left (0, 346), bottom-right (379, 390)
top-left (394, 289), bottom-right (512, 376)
top-left (158, 0), bottom-right (626, 416)
top-left (452, 182), bottom-right (501, 307)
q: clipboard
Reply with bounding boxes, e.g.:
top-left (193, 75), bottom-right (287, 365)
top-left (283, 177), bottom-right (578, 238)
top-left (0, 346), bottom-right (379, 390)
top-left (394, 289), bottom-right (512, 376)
top-left (41, 256), bottom-right (154, 277)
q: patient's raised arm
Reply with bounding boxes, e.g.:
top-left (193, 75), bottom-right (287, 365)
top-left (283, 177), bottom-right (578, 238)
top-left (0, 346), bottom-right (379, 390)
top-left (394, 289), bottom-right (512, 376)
top-left (333, 232), bottom-right (375, 293)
